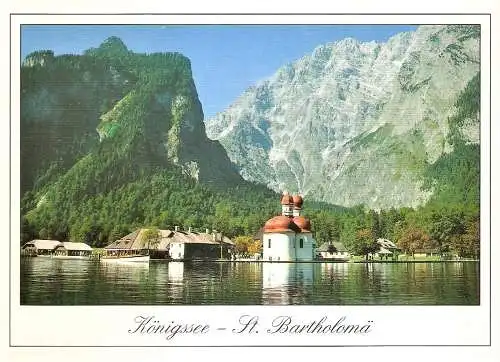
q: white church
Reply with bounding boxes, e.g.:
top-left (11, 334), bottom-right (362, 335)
top-left (262, 193), bottom-right (315, 262)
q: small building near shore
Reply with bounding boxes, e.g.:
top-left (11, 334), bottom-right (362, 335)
top-left (54, 242), bottom-right (93, 257)
top-left (316, 242), bottom-right (350, 261)
top-left (105, 229), bottom-right (171, 258)
top-left (22, 240), bottom-right (93, 257)
top-left (105, 227), bottom-right (234, 260)
top-left (22, 239), bottom-right (62, 256)
top-left (168, 229), bottom-right (234, 260)
top-left (374, 238), bottom-right (401, 259)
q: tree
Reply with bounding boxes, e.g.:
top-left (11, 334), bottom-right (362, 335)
top-left (108, 226), bottom-right (124, 243)
top-left (352, 228), bottom-right (378, 261)
top-left (368, 210), bottom-right (382, 239)
top-left (340, 217), bottom-right (357, 252)
top-left (453, 218), bottom-right (479, 258)
top-left (234, 236), bottom-right (253, 256)
top-left (213, 201), bottom-right (232, 236)
top-left (69, 224), bottom-right (84, 243)
top-left (397, 226), bottom-right (431, 258)
top-left (247, 239), bottom-right (263, 256)
top-left (314, 211), bottom-right (340, 246)
top-left (21, 217), bottom-right (36, 244)
top-left (429, 212), bottom-right (466, 254)
top-left (141, 227), bottom-right (160, 252)
top-left (422, 236), bottom-right (439, 254)
top-left (39, 227), bottom-right (49, 240)
top-left (151, 210), bottom-right (171, 229)
top-left (464, 218), bottom-right (480, 259)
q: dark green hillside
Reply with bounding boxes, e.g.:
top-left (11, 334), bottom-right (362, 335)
top-left (423, 72), bottom-right (480, 210)
top-left (21, 37), bottom-right (242, 194)
top-left (424, 143), bottom-right (479, 209)
top-left (23, 164), bottom-right (282, 246)
top-left (21, 48), bottom-right (136, 194)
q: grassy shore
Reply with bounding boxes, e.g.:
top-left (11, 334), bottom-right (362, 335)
top-left (349, 255), bottom-right (478, 263)
top-left (89, 248), bottom-right (478, 263)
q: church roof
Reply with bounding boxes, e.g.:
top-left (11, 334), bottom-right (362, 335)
top-left (263, 215), bottom-right (300, 233)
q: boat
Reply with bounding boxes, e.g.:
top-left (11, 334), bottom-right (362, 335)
top-left (52, 254), bottom-right (90, 260)
top-left (100, 254), bottom-right (150, 263)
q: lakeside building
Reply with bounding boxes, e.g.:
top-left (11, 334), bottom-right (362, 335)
top-left (105, 228), bottom-right (171, 259)
top-left (105, 227), bottom-right (234, 260)
top-left (21, 239), bottom-right (93, 257)
top-left (168, 227), bottom-right (234, 260)
top-left (53, 242), bottom-right (93, 258)
top-left (374, 238), bottom-right (401, 260)
top-left (22, 239), bottom-right (61, 256)
top-left (316, 242), bottom-right (350, 261)
top-left (262, 193), bottom-right (315, 262)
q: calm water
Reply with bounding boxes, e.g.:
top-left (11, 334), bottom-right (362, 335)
top-left (20, 258), bottom-right (480, 305)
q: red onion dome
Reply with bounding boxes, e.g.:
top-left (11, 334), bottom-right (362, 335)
top-left (292, 194), bottom-right (303, 208)
top-left (280, 193), bottom-right (294, 205)
top-left (264, 215), bottom-right (297, 233)
top-left (292, 216), bottom-right (311, 232)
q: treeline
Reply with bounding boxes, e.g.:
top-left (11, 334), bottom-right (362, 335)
top-left (20, 137), bottom-right (479, 258)
top-left (21, 163), bottom-right (282, 246)
top-left (308, 200), bottom-right (478, 259)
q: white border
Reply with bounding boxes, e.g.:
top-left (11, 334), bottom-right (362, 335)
top-left (7, 12), bottom-right (493, 353)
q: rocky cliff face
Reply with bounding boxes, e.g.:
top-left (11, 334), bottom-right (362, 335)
top-left (21, 37), bottom-right (242, 195)
top-left (205, 25), bottom-right (480, 209)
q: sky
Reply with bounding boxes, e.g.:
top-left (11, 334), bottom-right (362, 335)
top-left (21, 25), bottom-right (418, 119)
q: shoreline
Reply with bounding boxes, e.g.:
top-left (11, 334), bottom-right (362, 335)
top-left (151, 258), bottom-right (479, 264)
top-left (22, 256), bottom-right (480, 264)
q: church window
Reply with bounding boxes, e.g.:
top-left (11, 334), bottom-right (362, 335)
top-left (299, 239), bottom-right (304, 248)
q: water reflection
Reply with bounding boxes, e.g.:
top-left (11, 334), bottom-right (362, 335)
top-left (321, 262), bottom-right (349, 279)
top-left (164, 261), bottom-right (183, 302)
top-left (20, 259), bottom-right (480, 305)
top-left (98, 260), bottom-right (150, 287)
top-left (167, 262), bottom-right (184, 283)
top-left (262, 263), bottom-right (314, 305)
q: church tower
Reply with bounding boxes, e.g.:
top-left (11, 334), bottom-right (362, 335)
top-left (280, 192), bottom-right (294, 217)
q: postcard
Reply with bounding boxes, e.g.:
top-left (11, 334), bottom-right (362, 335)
top-left (5, 9), bottom-right (497, 362)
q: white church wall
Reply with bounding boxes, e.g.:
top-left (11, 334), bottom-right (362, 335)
top-left (295, 232), bottom-right (315, 261)
top-left (263, 231), bottom-right (295, 261)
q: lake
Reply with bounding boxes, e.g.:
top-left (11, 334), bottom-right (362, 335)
top-left (20, 258), bottom-right (480, 305)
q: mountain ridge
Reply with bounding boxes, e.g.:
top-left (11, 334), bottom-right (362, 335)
top-left (205, 25), bottom-right (480, 209)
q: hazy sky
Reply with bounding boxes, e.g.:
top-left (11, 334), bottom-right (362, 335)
top-left (21, 25), bottom-right (418, 118)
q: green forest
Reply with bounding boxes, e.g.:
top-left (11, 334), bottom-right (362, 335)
top-left (20, 39), bottom-right (481, 259)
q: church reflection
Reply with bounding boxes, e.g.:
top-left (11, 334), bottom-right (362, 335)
top-left (262, 262), bottom-right (314, 304)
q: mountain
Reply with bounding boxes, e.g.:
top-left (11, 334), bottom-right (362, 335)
top-left (205, 25), bottom-right (480, 209)
top-left (21, 37), bottom-right (277, 245)
top-left (21, 36), bottom-right (242, 196)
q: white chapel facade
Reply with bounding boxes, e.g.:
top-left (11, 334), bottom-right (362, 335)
top-left (262, 193), bottom-right (315, 262)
